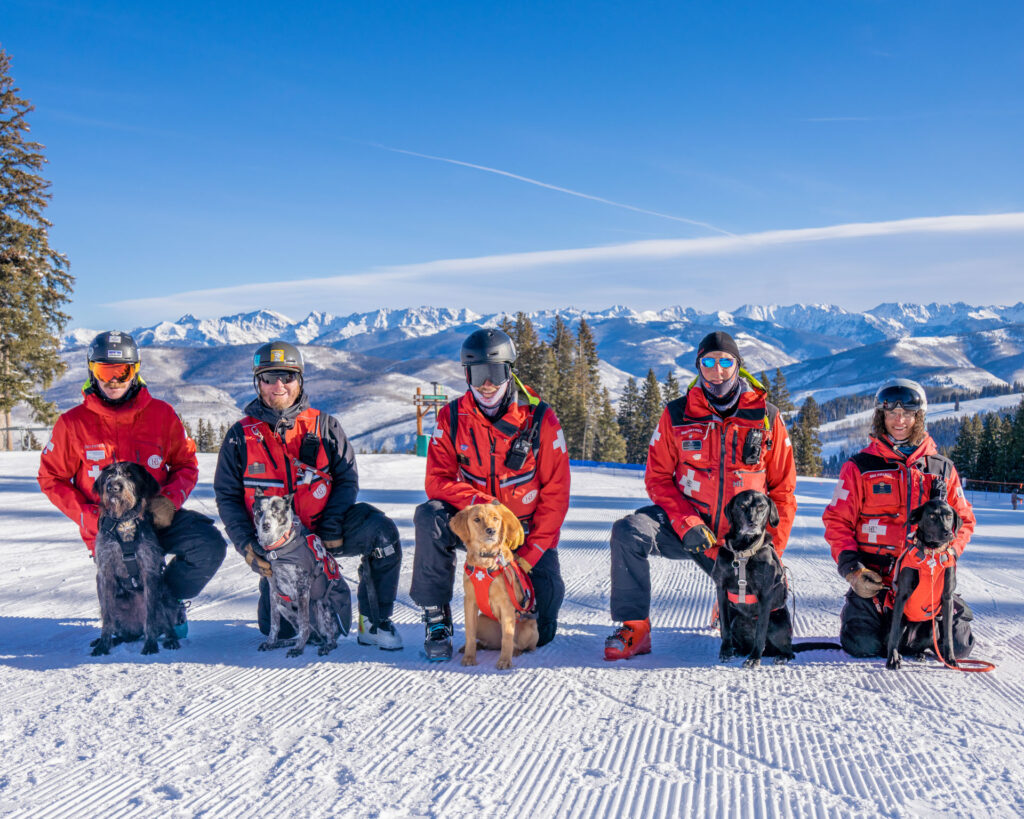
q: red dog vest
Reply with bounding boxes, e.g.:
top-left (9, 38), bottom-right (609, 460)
top-left (464, 562), bottom-right (535, 621)
top-left (886, 547), bottom-right (953, 622)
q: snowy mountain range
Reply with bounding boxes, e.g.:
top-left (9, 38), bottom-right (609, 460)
top-left (42, 301), bottom-right (1024, 452)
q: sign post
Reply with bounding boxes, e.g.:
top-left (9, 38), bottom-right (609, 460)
top-left (413, 383), bottom-right (448, 457)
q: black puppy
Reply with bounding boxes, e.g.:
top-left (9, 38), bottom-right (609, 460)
top-left (885, 498), bottom-right (962, 670)
top-left (92, 461), bottom-right (180, 656)
top-left (713, 490), bottom-right (795, 667)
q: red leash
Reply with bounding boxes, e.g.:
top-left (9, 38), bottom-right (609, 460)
top-left (925, 568), bottom-right (995, 673)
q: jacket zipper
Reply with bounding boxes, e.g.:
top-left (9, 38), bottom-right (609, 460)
top-left (731, 428), bottom-right (738, 465)
top-left (470, 427), bottom-right (483, 466)
top-left (489, 432), bottom-right (497, 497)
top-left (713, 420), bottom-right (728, 535)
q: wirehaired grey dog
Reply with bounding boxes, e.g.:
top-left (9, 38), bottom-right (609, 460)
top-left (252, 491), bottom-right (345, 657)
top-left (92, 461), bottom-right (180, 656)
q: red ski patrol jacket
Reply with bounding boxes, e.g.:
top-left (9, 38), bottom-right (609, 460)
top-left (238, 408), bottom-right (333, 531)
top-left (425, 386), bottom-right (570, 567)
top-left (37, 384), bottom-right (198, 553)
top-left (822, 434), bottom-right (974, 585)
top-left (644, 374), bottom-right (797, 560)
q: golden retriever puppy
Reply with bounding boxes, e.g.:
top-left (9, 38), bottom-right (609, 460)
top-left (449, 502), bottom-right (538, 669)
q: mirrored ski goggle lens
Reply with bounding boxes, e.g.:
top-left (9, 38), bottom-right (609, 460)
top-left (90, 361), bottom-right (138, 383)
top-left (257, 370), bottom-right (300, 385)
top-left (466, 362), bottom-right (511, 387)
top-left (700, 356), bottom-right (736, 370)
top-left (877, 386), bottom-right (922, 412)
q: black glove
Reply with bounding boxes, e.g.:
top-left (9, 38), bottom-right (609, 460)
top-left (244, 544), bottom-right (272, 578)
top-left (681, 525), bottom-right (716, 554)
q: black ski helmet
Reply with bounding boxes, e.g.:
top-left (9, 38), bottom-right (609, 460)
top-left (252, 340), bottom-right (304, 376)
top-left (87, 331), bottom-right (140, 365)
top-left (460, 328), bottom-right (517, 366)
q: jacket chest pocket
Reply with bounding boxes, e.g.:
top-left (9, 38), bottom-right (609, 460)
top-left (133, 441), bottom-right (167, 474)
top-left (861, 471), bottom-right (903, 514)
top-left (676, 426), bottom-right (708, 463)
top-left (730, 468), bottom-right (767, 493)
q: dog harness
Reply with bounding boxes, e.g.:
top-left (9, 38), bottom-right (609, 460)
top-left (464, 560), bottom-right (536, 621)
top-left (723, 534), bottom-right (786, 610)
top-left (262, 526), bottom-right (341, 603)
top-left (99, 508), bottom-right (150, 591)
top-left (885, 545), bottom-right (953, 621)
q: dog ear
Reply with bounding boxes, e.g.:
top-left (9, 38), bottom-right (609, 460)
top-left (92, 465), bottom-right (110, 496)
top-left (494, 502), bottom-right (525, 550)
top-left (449, 507), bottom-right (473, 544)
top-left (766, 495), bottom-right (779, 529)
top-left (723, 494), bottom-right (739, 528)
top-left (908, 504), bottom-right (924, 527)
top-left (951, 507), bottom-right (962, 534)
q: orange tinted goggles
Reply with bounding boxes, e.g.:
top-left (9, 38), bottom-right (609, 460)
top-left (90, 361), bottom-right (140, 383)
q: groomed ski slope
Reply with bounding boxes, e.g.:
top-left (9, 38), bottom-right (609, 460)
top-left (2, 452), bottom-right (1023, 818)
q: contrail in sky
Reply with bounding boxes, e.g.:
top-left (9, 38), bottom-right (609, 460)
top-left (369, 143), bottom-right (738, 238)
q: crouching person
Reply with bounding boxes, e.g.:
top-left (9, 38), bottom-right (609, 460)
top-left (38, 331), bottom-right (227, 636)
top-left (410, 329), bottom-right (570, 660)
top-left (823, 379), bottom-right (976, 659)
top-left (214, 341), bottom-right (403, 649)
top-left (604, 332), bottom-right (797, 660)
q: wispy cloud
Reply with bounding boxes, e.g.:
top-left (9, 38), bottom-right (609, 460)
top-left (368, 143), bottom-right (738, 238)
top-left (105, 212), bottom-right (1024, 321)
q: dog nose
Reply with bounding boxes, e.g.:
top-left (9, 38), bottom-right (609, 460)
top-left (485, 527), bottom-right (496, 536)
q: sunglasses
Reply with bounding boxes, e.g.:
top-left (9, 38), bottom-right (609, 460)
top-left (90, 361), bottom-right (139, 383)
top-left (465, 362), bottom-right (512, 388)
top-left (257, 370), bottom-right (300, 385)
top-left (699, 356), bottom-right (736, 370)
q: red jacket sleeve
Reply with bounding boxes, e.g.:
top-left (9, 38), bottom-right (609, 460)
top-left (946, 468), bottom-right (975, 558)
top-left (644, 408), bottom-right (706, 541)
top-left (37, 415), bottom-right (99, 549)
top-left (822, 459), bottom-right (865, 572)
top-left (515, 410), bottom-right (570, 566)
top-left (424, 402), bottom-right (497, 509)
top-left (158, 407), bottom-right (199, 509)
top-left (765, 413), bottom-right (797, 556)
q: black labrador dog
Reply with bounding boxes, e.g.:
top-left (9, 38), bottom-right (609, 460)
top-left (713, 490), bottom-right (841, 668)
top-left (885, 498), bottom-right (962, 670)
top-left (92, 461), bottom-right (181, 656)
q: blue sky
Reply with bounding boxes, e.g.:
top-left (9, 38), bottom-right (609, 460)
top-left (4, 1), bottom-right (1023, 328)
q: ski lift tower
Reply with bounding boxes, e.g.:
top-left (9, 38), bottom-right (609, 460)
top-left (413, 383), bottom-right (448, 456)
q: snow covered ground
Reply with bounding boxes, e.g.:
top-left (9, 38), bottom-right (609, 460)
top-left (2, 453), bottom-right (1023, 817)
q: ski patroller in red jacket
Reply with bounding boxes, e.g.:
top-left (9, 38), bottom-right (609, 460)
top-left (425, 387), bottom-right (570, 567)
top-left (644, 375), bottom-right (797, 560)
top-left (822, 433), bottom-right (975, 586)
top-left (37, 384), bottom-right (199, 553)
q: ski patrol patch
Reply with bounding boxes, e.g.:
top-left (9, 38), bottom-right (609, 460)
top-left (147, 455), bottom-right (163, 469)
top-left (313, 483), bottom-right (328, 500)
top-left (872, 483), bottom-right (893, 494)
top-left (271, 349), bottom-right (285, 363)
top-left (85, 447), bottom-right (106, 461)
top-left (522, 489), bottom-right (538, 505)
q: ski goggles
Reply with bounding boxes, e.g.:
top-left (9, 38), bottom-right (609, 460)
top-left (89, 361), bottom-right (139, 383)
top-left (465, 362), bottom-right (512, 387)
top-left (257, 370), bottom-right (301, 385)
top-left (699, 356), bottom-right (736, 370)
top-left (876, 384), bottom-right (923, 412)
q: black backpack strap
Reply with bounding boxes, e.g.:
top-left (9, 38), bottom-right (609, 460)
top-left (446, 399), bottom-right (460, 447)
top-left (666, 395), bottom-right (689, 426)
top-left (529, 401), bottom-right (549, 456)
top-left (849, 451), bottom-right (899, 473)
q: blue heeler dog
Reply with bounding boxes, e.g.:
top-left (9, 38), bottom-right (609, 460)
top-left (252, 490), bottom-right (347, 657)
top-left (91, 461), bottom-right (181, 656)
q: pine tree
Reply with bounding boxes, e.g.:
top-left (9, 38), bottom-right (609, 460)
top-left (617, 377), bottom-right (642, 463)
top-left (950, 415), bottom-right (981, 478)
top-left (593, 387), bottom-right (626, 463)
top-left (0, 50), bottom-right (74, 449)
top-left (567, 319), bottom-right (602, 460)
top-left (662, 370), bottom-right (682, 403)
top-left (792, 396), bottom-right (823, 476)
top-left (975, 415), bottom-right (1001, 482)
top-left (758, 370), bottom-right (772, 404)
top-left (635, 369), bottom-right (663, 465)
top-left (771, 368), bottom-right (795, 414)
top-left (548, 314), bottom-right (575, 418)
top-left (510, 312), bottom-right (545, 392)
top-left (1009, 398), bottom-right (1024, 481)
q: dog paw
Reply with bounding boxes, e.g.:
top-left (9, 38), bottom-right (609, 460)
top-left (773, 654), bottom-right (793, 665)
top-left (90, 641), bottom-right (111, 657)
top-left (286, 647), bottom-right (305, 658)
top-left (461, 654), bottom-right (477, 666)
top-left (163, 637), bottom-right (181, 650)
top-left (317, 643), bottom-right (336, 656)
top-left (718, 649), bottom-right (736, 663)
top-left (141, 640), bottom-right (160, 655)
top-left (886, 653), bottom-right (902, 670)
top-left (742, 656), bottom-right (762, 668)
top-left (496, 657), bottom-right (513, 670)
top-left (258, 641), bottom-right (278, 652)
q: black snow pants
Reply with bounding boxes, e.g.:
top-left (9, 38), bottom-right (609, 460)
top-left (409, 499), bottom-right (565, 647)
top-left (609, 505), bottom-right (715, 622)
top-left (839, 588), bottom-right (975, 659)
top-left (257, 502), bottom-right (402, 637)
top-left (156, 509), bottom-right (227, 600)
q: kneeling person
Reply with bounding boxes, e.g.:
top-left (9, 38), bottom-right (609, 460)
top-left (214, 340), bottom-right (403, 649)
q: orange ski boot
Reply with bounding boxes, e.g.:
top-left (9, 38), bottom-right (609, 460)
top-left (604, 618), bottom-right (652, 661)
